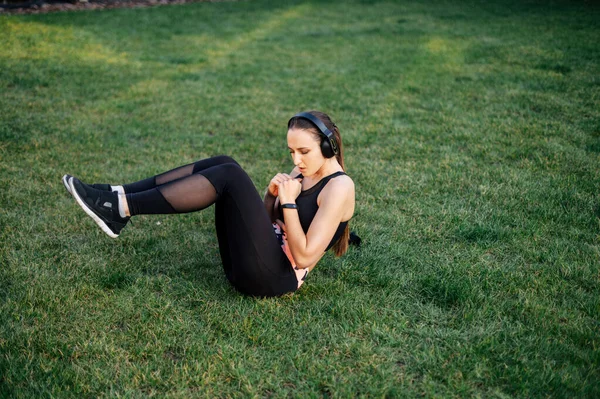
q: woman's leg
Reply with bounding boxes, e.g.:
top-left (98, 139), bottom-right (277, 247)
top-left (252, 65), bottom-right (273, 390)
top-left (126, 162), bottom-right (297, 296)
top-left (200, 163), bottom-right (298, 296)
top-left (123, 155), bottom-right (239, 193)
top-left (66, 156), bottom-right (238, 195)
top-left (66, 156), bottom-right (240, 237)
top-left (71, 160), bottom-right (298, 296)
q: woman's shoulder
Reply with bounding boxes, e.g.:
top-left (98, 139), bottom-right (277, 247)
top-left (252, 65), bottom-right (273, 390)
top-left (332, 171), bottom-right (354, 185)
top-left (318, 173), bottom-right (355, 219)
top-left (323, 172), bottom-right (354, 197)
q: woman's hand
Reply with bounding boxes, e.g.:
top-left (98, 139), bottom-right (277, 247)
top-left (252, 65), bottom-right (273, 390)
top-left (277, 177), bottom-right (303, 204)
top-left (268, 173), bottom-right (292, 197)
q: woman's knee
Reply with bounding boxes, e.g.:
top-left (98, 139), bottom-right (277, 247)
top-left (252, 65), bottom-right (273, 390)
top-left (211, 155), bottom-right (239, 167)
top-left (218, 162), bottom-right (247, 179)
top-left (199, 161), bottom-right (250, 195)
top-left (192, 155), bottom-right (240, 175)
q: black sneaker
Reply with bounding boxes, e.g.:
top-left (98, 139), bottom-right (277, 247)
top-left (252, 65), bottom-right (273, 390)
top-left (62, 174), bottom-right (112, 196)
top-left (69, 177), bottom-right (130, 238)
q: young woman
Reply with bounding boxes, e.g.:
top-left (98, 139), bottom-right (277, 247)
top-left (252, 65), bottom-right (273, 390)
top-left (63, 111), bottom-right (355, 297)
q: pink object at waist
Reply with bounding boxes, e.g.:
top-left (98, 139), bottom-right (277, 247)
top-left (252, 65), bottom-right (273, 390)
top-left (272, 223), bottom-right (308, 289)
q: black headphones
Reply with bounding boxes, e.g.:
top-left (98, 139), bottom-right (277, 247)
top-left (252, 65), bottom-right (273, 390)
top-left (290, 112), bottom-right (339, 158)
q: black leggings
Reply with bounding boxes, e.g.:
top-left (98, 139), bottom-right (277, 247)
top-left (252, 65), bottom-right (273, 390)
top-left (123, 156), bottom-right (298, 297)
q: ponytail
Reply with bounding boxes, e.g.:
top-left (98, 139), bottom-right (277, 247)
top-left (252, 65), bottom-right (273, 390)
top-left (330, 123), bottom-right (350, 257)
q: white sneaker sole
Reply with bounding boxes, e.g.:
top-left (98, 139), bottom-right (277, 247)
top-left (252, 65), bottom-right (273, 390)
top-left (62, 174), bottom-right (72, 195)
top-left (69, 178), bottom-right (119, 239)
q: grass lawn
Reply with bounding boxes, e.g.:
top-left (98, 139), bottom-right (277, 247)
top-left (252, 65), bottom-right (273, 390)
top-left (1, 0), bottom-right (599, 396)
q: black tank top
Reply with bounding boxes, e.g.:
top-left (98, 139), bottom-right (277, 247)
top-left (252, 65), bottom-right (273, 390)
top-left (281, 171), bottom-right (348, 252)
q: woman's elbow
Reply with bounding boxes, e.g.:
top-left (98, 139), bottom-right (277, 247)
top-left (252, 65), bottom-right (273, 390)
top-left (289, 240), bottom-right (326, 269)
top-left (293, 252), bottom-right (322, 270)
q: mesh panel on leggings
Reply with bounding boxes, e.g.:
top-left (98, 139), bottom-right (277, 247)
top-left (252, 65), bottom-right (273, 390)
top-left (155, 164), bottom-right (195, 186)
top-left (158, 173), bottom-right (218, 213)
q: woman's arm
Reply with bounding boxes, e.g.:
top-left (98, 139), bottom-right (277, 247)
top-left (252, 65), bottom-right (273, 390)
top-left (264, 167), bottom-right (301, 223)
top-left (278, 176), bottom-right (355, 269)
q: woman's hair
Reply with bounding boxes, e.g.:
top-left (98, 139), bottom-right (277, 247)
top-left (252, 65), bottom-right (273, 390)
top-left (287, 110), bottom-right (350, 257)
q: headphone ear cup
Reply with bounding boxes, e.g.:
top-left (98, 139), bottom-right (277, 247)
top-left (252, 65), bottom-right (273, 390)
top-left (321, 138), bottom-right (335, 158)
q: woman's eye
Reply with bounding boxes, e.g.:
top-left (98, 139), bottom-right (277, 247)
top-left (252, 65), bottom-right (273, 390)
top-left (301, 151), bottom-right (309, 155)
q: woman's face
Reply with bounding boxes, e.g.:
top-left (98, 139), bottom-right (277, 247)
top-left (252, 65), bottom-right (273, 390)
top-left (287, 128), bottom-right (325, 177)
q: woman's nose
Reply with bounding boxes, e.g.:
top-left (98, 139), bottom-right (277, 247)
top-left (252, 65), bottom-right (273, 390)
top-left (293, 153), bottom-right (302, 165)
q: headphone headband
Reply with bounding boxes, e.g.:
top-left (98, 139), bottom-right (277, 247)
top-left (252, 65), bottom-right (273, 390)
top-left (291, 112), bottom-right (339, 156)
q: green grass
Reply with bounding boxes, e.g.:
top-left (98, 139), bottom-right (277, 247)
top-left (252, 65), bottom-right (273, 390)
top-left (1, 0), bottom-right (599, 397)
